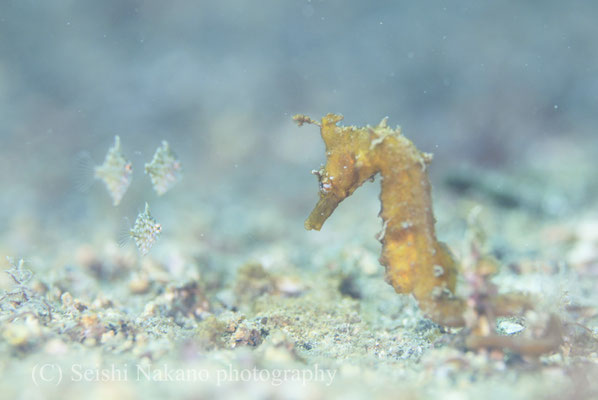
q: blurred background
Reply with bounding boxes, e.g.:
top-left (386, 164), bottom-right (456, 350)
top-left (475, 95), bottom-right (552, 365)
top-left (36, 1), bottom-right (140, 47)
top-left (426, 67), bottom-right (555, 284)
top-left (2, 3), bottom-right (598, 398)
top-left (1, 0), bottom-right (597, 257)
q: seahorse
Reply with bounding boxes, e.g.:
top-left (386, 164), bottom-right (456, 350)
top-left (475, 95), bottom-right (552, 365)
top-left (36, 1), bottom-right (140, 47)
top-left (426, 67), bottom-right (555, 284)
top-left (294, 113), bottom-right (466, 326)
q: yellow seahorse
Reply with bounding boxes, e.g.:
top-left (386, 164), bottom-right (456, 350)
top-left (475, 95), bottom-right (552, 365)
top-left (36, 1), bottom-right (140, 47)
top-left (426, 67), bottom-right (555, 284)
top-left (294, 113), bottom-right (465, 326)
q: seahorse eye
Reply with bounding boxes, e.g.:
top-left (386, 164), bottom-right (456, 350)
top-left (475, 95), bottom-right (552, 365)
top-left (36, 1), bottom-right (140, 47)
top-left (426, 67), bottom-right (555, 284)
top-left (318, 173), bottom-right (333, 193)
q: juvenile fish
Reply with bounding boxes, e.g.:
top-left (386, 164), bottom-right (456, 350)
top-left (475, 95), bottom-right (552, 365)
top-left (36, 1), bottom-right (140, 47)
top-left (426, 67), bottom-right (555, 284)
top-left (121, 202), bottom-right (161, 256)
top-left (94, 136), bottom-right (133, 206)
top-left (144, 141), bottom-right (182, 196)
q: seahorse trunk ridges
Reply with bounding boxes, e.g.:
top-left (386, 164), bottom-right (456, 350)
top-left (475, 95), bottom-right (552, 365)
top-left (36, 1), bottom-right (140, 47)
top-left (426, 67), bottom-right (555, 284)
top-left (379, 162), bottom-right (456, 295)
top-left (294, 113), bottom-right (465, 326)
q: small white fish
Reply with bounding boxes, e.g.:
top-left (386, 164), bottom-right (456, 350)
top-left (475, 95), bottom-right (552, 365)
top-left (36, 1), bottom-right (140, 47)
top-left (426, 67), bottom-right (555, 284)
top-left (144, 141), bottom-right (182, 196)
top-left (94, 136), bottom-right (133, 206)
top-left (76, 136), bottom-right (133, 206)
top-left (120, 203), bottom-right (161, 256)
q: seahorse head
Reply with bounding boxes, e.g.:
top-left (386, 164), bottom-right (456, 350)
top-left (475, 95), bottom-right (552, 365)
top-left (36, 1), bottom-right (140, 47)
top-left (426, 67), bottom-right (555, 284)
top-left (300, 113), bottom-right (378, 231)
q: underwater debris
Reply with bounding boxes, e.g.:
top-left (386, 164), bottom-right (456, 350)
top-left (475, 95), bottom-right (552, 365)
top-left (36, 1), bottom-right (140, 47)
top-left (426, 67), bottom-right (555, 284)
top-left (294, 113), bottom-right (464, 326)
top-left (166, 281), bottom-right (210, 320)
top-left (234, 262), bottom-right (276, 305)
top-left (145, 140), bottom-right (182, 196)
top-left (121, 203), bottom-right (162, 256)
top-left (233, 262), bottom-right (306, 308)
top-left (94, 135), bottom-right (133, 206)
top-left (0, 258), bottom-right (52, 324)
top-left (454, 209), bottom-right (563, 357)
top-left (464, 314), bottom-right (563, 357)
top-left (230, 319), bottom-right (266, 348)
